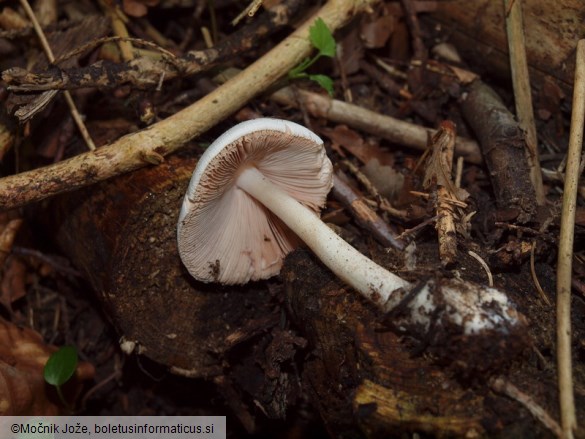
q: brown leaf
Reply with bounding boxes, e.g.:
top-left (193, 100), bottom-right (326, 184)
top-left (123, 0), bottom-right (160, 17)
top-left (0, 318), bottom-right (95, 415)
top-left (361, 14), bottom-right (396, 49)
top-left (320, 125), bottom-right (395, 166)
top-left (0, 257), bottom-right (27, 310)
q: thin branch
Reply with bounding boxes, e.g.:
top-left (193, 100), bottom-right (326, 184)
top-left (556, 39), bottom-right (584, 439)
top-left (504, 0), bottom-right (545, 205)
top-left (489, 376), bottom-right (562, 438)
top-left (0, 0), bottom-right (382, 211)
top-left (332, 172), bottom-right (405, 250)
top-left (270, 86), bottom-right (483, 164)
top-left (18, 0), bottom-right (96, 151)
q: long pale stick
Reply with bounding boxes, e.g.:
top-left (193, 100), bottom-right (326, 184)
top-left (556, 39), bottom-right (584, 439)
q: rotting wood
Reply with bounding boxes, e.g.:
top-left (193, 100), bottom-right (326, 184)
top-left (50, 154), bottom-right (279, 378)
top-left (282, 248), bottom-right (569, 438)
top-left (422, 120), bottom-right (463, 267)
top-left (460, 80), bottom-right (537, 223)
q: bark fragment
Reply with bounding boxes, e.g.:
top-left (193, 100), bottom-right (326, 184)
top-left (461, 80), bottom-right (537, 222)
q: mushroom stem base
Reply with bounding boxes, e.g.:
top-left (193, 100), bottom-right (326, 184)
top-left (237, 167), bottom-right (410, 308)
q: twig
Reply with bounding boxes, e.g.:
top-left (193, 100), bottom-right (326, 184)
top-left (18, 0), bottom-right (96, 151)
top-left (232, 0), bottom-right (264, 26)
top-left (556, 39), bottom-right (584, 439)
top-left (0, 0), bottom-right (382, 210)
top-left (270, 87), bottom-right (483, 164)
top-left (341, 160), bottom-right (409, 221)
top-left (468, 250), bottom-right (493, 287)
top-left (332, 172), bottom-right (405, 250)
top-left (400, 0), bottom-right (425, 61)
top-left (105, 3), bottom-right (135, 62)
top-left (504, 0), bottom-right (545, 205)
top-left (489, 376), bottom-right (562, 438)
top-left (530, 241), bottom-right (551, 306)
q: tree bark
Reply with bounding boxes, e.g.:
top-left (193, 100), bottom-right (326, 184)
top-left (428, 0), bottom-right (584, 95)
top-left (51, 154), bottom-right (279, 378)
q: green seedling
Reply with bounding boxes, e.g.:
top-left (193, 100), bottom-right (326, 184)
top-left (288, 18), bottom-right (336, 96)
top-left (43, 345), bottom-right (78, 409)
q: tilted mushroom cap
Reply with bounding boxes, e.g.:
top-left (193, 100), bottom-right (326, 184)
top-left (177, 118), bottom-right (333, 284)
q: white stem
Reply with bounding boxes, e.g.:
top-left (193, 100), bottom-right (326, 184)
top-left (237, 167), bottom-right (410, 308)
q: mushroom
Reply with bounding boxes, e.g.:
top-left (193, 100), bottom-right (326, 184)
top-left (178, 118), bottom-right (524, 336)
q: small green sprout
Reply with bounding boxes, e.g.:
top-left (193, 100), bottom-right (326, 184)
top-left (288, 18), bottom-right (336, 96)
top-left (43, 345), bottom-right (78, 408)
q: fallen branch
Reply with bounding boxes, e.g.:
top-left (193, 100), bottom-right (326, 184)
top-left (460, 80), bottom-right (537, 222)
top-left (0, 0), bottom-right (381, 211)
top-left (270, 86), bottom-right (483, 163)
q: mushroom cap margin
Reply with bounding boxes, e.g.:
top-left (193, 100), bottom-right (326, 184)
top-left (177, 118), bottom-right (333, 284)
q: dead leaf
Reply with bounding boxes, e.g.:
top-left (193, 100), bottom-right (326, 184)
top-left (361, 14), bottom-right (396, 49)
top-left (447, 65), bottom-right (479, 84)
top-left (361, 158), bottom-right (404, 200)
top-left (0, 257), bottom-right (27, 311)
top-left (123, 0), bottom-right (160, 17)
top-left (0, 318), bottom-right (95, 415)
top-left (320, 125), bottom-right (395, 166)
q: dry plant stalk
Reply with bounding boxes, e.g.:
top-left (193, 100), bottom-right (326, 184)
top-left (18, 0), bottom-right (96, 151)
top-left (423, 121), bottom-right (466, 267)
top-left (0, 0), bottom-right (382, 210)
top-left (504, 0), bottom-right (545, 205)
top-left (556, 39), bottom-right (585, 439)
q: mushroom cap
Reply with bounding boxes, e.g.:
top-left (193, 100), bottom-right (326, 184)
top-left (177, 118), bottom-right (333, 284)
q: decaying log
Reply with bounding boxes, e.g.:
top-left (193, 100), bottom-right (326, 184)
top-left (47, 151), bottom-right (585, 436)
top-left (461, 80), bottom-right (537, 223)
top-left (429, 0), bottom-right (584, 95)
top-left (282, 249), bottom-right (575, 438)
top-left (50, 154), bottom-right (280, 378)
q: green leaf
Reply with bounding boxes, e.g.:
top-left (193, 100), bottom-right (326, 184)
top-left (44, 346), bottom-right (78, 387)
top-left (309, 18), bottom-right (336, 58)
top-left (309, 74), bottom-right (335, 96)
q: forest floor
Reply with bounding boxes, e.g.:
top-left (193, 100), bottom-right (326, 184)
top-left (0, 1), bottom-right (583, 438)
